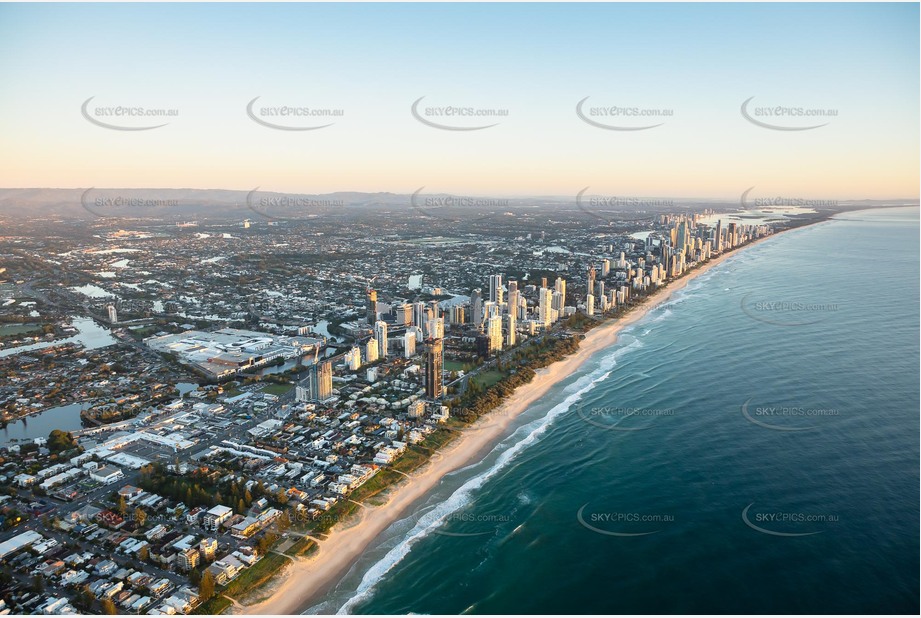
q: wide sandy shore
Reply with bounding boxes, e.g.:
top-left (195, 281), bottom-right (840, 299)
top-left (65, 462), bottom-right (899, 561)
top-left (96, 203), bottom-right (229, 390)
top-left (239, 232), bottom-right (781, 615)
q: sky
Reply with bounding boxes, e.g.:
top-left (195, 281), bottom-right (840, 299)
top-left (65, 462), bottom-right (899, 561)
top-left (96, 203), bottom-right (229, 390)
top-left (0, 2), bottom-right (918, 200)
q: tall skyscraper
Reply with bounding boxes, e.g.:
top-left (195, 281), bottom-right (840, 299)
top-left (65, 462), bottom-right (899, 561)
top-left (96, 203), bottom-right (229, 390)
top-left (395, 303), bottom-right (413, 325)
top-left (374, 321), bottom-right (388, 358)
top-left (449, 305), bottom-right (466, 325)
top-left (367, 289), bottom-right (378, 324)
top-left (539, 287), bottom-right (553, 328)
top-left (346, 346), bottom-right (362, 371)
top-left (299, 359), bottom-right (333, 402)
top-left (106, 304), bottom-right (118, 324)
top-left (413, 302), bottom-right (426, 330)
top-left (487, 315), bottom-right (503, 353)
top-left (425, 338), bottom-right (443, 399)
top-left (506, 280), bottom-right (518, 316)
top-left (505, 313), bottom-right (517, 347)
top-left (714, 219), bottom-right (722, 252)
top-left (677, 220), bottom-right (688, 253)
top-left (365, 337), bottom-right (379, 363)
top-left (586, 293), bottom-right (595, 316)
top-left (428, 316), bottom-right (444, 340)
top-left (587, 267), bottom-right (596, 301)
top-left (470, 288), bottom-right (483, 328)
top-left (404, 330), bottom-right (417, 358)
top-left (489, 274), bottom-right (503, 306)
top-left (554, 277), bottom-right (566, 305)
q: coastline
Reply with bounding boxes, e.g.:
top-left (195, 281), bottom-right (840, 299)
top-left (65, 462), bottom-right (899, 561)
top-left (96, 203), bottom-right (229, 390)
top-left (237, 228), bottom-right (797, 616)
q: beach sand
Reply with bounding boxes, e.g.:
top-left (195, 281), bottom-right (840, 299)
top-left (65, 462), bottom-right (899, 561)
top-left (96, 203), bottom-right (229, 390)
top-left (239, 234), bottom-right (777, 615)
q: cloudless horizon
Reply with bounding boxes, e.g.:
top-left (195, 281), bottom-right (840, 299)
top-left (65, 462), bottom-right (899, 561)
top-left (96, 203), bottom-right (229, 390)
top-left (0, 2), bottom-right (918, 199)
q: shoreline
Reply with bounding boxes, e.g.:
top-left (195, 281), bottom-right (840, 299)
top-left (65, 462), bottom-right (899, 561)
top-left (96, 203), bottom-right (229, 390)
top-left (238, 228), bottom-right (800, 616)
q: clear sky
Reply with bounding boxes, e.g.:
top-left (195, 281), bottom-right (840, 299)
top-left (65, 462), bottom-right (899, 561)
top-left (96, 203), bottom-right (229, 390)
top-left (0, 2), bottom-right (917, 199)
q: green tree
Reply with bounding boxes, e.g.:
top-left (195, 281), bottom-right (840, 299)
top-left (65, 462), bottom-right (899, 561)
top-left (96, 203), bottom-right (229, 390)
top-left (101, 598), bottom-right (117, 615)
top-left (116, 495), bottom-right (127, 516)
top-left (76, 586), bottom-right (95, 611)
top-left (47, 429), bottom-right (76, 453)
top-left (199, 569), bottom-right (215, 601)
top-left (134, 507), bottom-right (147, 527)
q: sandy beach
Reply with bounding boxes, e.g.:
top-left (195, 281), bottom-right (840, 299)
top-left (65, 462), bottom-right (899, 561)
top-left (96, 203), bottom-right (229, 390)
top-left (240, 233), bottom-right (780, 615)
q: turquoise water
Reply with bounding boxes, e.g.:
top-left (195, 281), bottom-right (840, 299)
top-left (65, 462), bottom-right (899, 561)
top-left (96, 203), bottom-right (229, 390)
top-left (312, 207), bottom-right (919, 615)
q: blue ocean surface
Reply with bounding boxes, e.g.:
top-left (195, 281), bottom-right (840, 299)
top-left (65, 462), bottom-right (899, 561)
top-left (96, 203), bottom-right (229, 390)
top-left (309, 207), bottom-right (919, 615)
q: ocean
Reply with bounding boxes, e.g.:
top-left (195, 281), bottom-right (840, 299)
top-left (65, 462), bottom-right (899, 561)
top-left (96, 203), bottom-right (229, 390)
top-left (308, 207), bottom-right (920, 615)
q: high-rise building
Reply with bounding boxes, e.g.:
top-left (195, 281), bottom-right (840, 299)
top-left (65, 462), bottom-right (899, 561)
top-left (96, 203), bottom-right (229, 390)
top-left (489, 274), bottom-right (503, 306)
top-left (374, 321), bottom-right (388, 358)
top-left (365, 338), bottom-right (379, 363)
top-left (404, 330), bottom-right (417, 358)
top-left (587, 267), bottom-right (596, 301)
top-left (586, 294), bottom-right (595, 316)
top-left (346, 346), bottom-right (362, 370)
top-left (506, 280), bottom-right (518, 316)
top-left (395, 303), bottom-right (413, 326)
top-left (366, 289), bottom-right (378, 324)
top-left (449, 305), bottom-right (466, 325)
top-left (470, 288), bottom-right (483, 328)
top-left (539, 287), bottom-right (553, 328)
top-left (299, 359), bottom-right (333, 402)
top-left (713, 219), bottom-right (722, 252)
top-left (427, 316), bottom-right (444, 340)
top-left (601, 259), bottom-right (610, 277)
top-left (413, 302), bottom-right (426, 330)
top-left (554, 277), bottom-right (566, 304)
top-left (106, 304), bottom-right (118, 324)
top-left (505, 313), bottom-right (517, 347)
top-left (677, 221), bottom-right (688, 253)
top-left (425, 338), bottom-right (443, 399)
top-left (487, 315), bottom-right (503, 353)
top-left (178, 548), bottom-right (200, 572)
top-left (199, 538), bottom-right (217, 561)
